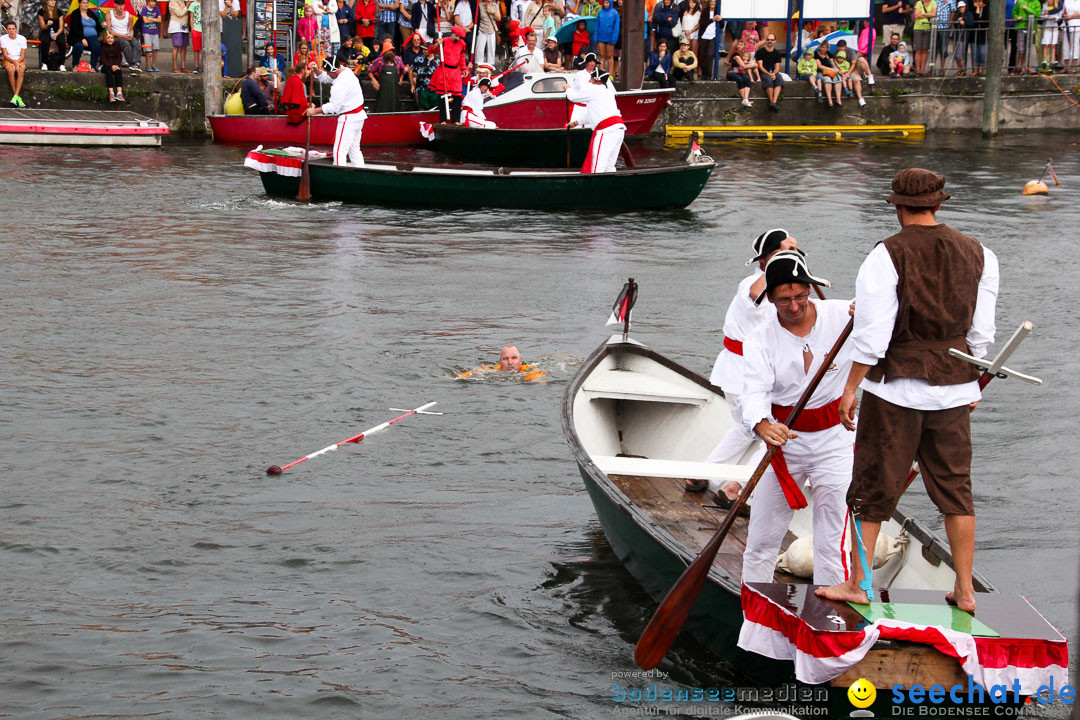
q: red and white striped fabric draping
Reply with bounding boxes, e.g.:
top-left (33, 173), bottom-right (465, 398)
top-left (736, 584), bottom-right (1069, 691)
top-left (244, 147), bottom-right (330, 177)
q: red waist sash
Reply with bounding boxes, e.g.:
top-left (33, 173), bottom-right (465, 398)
top-left (723, 336), bottom-right (743, 356)
top-left (343, 104), bottom-right (366, 115)
top-left (767, 397), bottom-right (843, 510)
top-left (595, 115), bottom-right (626, 131)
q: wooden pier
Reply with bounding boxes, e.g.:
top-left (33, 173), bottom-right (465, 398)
top-left (0, 109), bottom-right (169, 146)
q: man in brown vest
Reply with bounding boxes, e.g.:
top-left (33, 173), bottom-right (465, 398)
top-left (817, 168), bottom-right (999, 613)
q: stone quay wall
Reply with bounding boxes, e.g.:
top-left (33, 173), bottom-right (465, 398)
top-left (14, 69), bottom-right (1080, 135)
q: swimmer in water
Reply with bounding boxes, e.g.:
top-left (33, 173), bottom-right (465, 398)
top-left (457, 345), bottom-right (547, 381)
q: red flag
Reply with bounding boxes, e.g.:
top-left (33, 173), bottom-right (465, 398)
top-left (606, 279), bottom-right (637, 327)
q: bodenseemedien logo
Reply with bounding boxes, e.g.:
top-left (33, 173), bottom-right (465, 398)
top-left (848, 677), bottom-right (876, 717)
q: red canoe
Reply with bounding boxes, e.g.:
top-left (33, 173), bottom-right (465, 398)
top-left (209, 72), bottom-right (672, 146)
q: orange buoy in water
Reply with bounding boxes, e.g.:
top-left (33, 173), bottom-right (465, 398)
top-left (1022, 180), bottom-right (1049, 195)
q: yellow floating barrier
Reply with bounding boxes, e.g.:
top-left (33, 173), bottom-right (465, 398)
top-left (667, 124), bottom-right (926, 141)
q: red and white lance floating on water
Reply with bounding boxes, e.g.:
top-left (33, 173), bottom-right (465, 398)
top-left (266, 402), bottom-right (441, 476)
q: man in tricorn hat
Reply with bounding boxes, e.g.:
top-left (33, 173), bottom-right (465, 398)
top-left (306, 56), bottom-right (368, 167)
top-left (817, 168), bottom-right (998, 613)
top-left (690, 229), bottom-right (799, 499)
top-left (565, 67), bottom-right (625, 173)
top-left (738, 250), bottom-right (855, 586)
top-left (568, 51), bottom-right (599, 127)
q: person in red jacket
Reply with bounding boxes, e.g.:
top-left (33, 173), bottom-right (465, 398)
top-left (281, 61), bottom-right (314, 124)
top-left (428, 24), bottom-right (468, 123)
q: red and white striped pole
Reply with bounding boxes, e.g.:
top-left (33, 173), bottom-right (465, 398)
top-left (266, 402), bottom-right (440, 475)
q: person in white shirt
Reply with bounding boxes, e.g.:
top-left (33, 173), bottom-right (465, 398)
top-left (1, 19), bottom-right (26, 107)
top-left (693, 230), bottom-right (798, 499)
top-left (219, 0), bottom-right (240, 19)
top-left (567, 51), bottom-right (596, 125)
top-left (817, 168), bottom-right (997, 613)
top-left (513, 28), bottom-right (545, 71)
top-left (565, 67), bottom-right (624, 173)
top-left (306, 58), bottom-right (368, 167)
top-left (453, 0), bottom-right (473, 52)
top-left (460, 77), bottom-right (496, 126)
top-left (739, 250), bottom-right (854, 587)
top-left (107, 4), bottom-right (141, 69)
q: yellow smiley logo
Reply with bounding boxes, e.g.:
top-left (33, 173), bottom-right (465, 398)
top-left (847, 677), bottom-right (876, 708)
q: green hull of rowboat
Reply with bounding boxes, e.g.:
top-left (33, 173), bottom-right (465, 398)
top-left (257, 159), bottom-right (715, 211)
top-left (432, 126), bottom-right (594, 168)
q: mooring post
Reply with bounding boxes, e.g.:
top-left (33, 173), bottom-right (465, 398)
top-left (981, 0), bottom-right (1005, 136)
top-left (620, 0), bottom-right (645, 91)
top-left (202, 0), bottom-right (224, 118)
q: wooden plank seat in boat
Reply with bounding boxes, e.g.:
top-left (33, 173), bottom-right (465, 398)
top-left (593, 455), bottom-right (752, 483)
top-left (580, 368), bottom-right (713, 405)
top-left (608, 472), bottom-right (806, 585)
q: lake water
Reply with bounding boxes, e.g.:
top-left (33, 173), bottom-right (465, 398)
top-left (2, 131), bottom-right (1077, 718)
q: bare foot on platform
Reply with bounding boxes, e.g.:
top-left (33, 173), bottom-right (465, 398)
top-left (815, 580), bottom-right (870, 605)
top-left (945, 589), bottom-right (976, 613)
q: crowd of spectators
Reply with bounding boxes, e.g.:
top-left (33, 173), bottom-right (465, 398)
top-left (2, 0), bottom-right (1078, 110)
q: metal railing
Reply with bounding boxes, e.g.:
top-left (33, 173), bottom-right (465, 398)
top-left (924, 19), bottom-right (1079, 76)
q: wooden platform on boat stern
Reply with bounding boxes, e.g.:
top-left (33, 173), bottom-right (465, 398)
top-left (610, 473), bottom-right (804, 586)
top-left (747, 582), bottom-right (1069, 689)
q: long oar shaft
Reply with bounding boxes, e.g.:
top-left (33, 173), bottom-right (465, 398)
top-left (633, 318), bottom-right (854, 671)
top-left (267, 402), bottom-right (437, 475)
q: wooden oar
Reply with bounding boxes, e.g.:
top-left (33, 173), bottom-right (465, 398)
top-left (565, 99), bottom-right (572, 168)
top-left (634, 316), bottom-right (854, 671)
top-left (297, 70), bottom-right (314, 202)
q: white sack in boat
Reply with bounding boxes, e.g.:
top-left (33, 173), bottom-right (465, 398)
top-left (776, 533), bottom-right (903, 578)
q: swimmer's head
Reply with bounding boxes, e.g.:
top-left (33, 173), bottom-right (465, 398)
top-left (499, 345), bottom-right (523, 371)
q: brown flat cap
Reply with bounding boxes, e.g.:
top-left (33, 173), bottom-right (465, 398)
top-left (885, 167), bottom-right (951, 207)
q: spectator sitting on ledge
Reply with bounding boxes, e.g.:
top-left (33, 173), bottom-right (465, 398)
top-left (797, 47), bottom-right (822, 101)
top-left (99, 31), bottom-right (125, 102)
top-left (876, 31), bottom-right (902, 75)
top-left (1, 18), bottom-right (27, 107)
top-left (672, 37), bottom-right (698, 84)
top-left (889, 40), bottom-right (912, 75)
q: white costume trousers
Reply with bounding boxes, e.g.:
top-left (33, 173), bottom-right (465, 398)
top-left (741, 425), bottom-right (853, 587)
top-left (462, 108), bottom-right (497, 128)
top-left (333, 113), bottom-right (366, 167)
top-left (1065, 26), bottom-right (1080, 62)
top-left (569, 101), bottom-right (587, 127)
top-left (705, 392), bottom-right (760, 466)
top-left (583, 125), bottom-right (625, 173)
top-left (475, 32), bottom-right (497, 66)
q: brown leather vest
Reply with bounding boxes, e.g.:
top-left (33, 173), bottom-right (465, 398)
top-left (866, 224), bottom-right (984, 386)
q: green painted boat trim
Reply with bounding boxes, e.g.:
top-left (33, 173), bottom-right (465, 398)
top-left (255, 158), bottom-right (715, 211)
top-left (433, 125), bottom-right (594, 168)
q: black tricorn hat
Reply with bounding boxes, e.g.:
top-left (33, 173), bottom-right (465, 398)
top-left (746, 227), bottom-right (793, 266)
top-left (754, 250), bottom-right (831, 305)
top-left (591, 67), bottom-right (611, 83)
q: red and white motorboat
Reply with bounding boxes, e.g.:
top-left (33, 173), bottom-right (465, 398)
top-left (482, 72), bottom-right (673, 137)
top-left (207, 72), bottom-right (672, 146)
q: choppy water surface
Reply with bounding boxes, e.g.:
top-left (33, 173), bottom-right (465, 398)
top-left (2, 133), bottom-right (1078, 718)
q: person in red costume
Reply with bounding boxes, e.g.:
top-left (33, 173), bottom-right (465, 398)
top-left (281, 61), bottom-right (314, 124)
top-left (428, 24), bottom-right (468, 123)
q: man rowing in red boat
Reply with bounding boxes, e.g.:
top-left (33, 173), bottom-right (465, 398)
top-left (306, 56), bottom-right (367, 167)
top-left (817, 168), bottom-right (999, 613)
